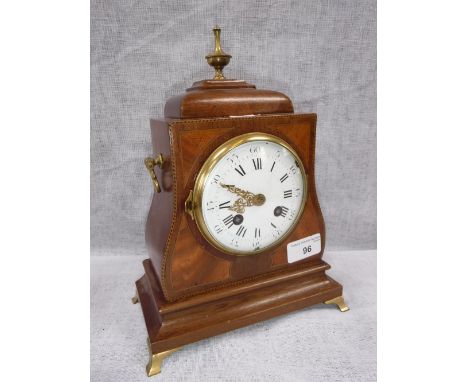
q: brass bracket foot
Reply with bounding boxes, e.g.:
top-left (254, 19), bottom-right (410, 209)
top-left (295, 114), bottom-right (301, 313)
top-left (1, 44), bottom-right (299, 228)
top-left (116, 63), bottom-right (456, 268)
top-left (324, 295), bottom-right (349, 312)
top-left (146, 338), bottom-right (182, 377)
top-left (132, 290), bottom-right (139, 304)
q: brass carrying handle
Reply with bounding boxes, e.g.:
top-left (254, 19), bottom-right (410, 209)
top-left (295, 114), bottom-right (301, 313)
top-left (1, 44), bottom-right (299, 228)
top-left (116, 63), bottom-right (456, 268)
top-left (145, 154), bottom-right (164, 193)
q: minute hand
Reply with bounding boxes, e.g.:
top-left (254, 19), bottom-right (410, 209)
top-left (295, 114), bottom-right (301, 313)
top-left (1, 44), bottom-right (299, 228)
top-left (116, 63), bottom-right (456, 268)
top-left (220, 184), bottom-right (255, 201)
top-left (220, 184), bottom-right (266, 207)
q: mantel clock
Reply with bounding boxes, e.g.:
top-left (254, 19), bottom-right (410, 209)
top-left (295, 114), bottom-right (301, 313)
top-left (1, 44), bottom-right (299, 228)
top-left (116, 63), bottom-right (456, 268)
top-left (133, 26), bottom-right (348, 376)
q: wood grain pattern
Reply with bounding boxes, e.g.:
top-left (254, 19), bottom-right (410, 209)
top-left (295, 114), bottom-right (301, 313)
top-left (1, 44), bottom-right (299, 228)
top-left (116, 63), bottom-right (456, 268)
top-left (147, 114), bottom-right (325, 301)
top-left (138, 77), bottom-right (345, 358)
top-left (164, 79), bottom-right (293, 119)
top-left (136, 258), bottom-right (343, 354)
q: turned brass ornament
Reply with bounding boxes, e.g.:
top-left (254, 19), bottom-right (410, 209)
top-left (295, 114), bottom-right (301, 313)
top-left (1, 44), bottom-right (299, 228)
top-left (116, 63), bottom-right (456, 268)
top-left (205, 25), bottom-right (231, 80)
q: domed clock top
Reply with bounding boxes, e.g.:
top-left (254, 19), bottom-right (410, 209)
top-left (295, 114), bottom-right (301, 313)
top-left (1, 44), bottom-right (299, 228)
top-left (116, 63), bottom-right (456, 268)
top-left (164, 26), bottom-right (293, 119)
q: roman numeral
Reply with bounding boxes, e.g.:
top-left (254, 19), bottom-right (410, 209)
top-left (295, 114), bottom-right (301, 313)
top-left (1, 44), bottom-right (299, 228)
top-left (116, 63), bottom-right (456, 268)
top-left (270, 161), bottom-right (276, 172)
top-left (252, 158), bottom-right (262, 170)
top-left (284, 190), bottom-right (292, 198)
top-left (223, 214), bottom-right (234, 228)
top-left (255, 227), bottom-right (261, 238)
top-left (218, 201), bottom-right (231, 209)
top-left (280, 206), bottom-right (289, 217)
top-left (236, 225), bottom-right (247, 237)
top-left (280, 173), bottom-right (289, 183)
top-left (234, 165), bottom-right (246, 176)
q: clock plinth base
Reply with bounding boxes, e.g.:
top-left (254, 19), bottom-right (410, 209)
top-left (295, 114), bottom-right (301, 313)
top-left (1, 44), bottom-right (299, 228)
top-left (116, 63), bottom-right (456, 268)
top-left (134, 258), bottom-right (346, 376)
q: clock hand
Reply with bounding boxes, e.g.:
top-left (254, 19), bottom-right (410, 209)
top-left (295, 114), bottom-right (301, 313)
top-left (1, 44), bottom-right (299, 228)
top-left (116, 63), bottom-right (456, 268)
top-left (221, 184), bottom-right (266, 210)
top-left (220, 184), bottom-right (255, 200)
top-left (229, 198), bottom-right (248, 214)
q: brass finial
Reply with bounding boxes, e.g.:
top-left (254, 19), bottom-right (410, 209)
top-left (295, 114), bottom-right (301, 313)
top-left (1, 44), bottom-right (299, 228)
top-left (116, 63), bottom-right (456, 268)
top-left (205, 26), bottom-right (231, 80)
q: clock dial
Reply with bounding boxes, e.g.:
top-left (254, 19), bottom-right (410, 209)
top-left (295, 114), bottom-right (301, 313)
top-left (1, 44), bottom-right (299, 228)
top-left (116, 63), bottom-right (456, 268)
top-left (193, 133), bottom-right (307, 255)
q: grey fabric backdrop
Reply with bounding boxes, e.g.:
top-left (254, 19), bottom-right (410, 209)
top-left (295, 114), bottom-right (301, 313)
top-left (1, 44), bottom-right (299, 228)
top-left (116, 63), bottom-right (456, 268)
top-left (91, 0), bottom-right (376, 254)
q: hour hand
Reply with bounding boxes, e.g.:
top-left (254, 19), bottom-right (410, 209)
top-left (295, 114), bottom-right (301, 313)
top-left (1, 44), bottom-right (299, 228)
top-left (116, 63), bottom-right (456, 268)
top-left (221, 183), bottom-right (265, 207)
top-left (229, 198), bottom-right (248, 214)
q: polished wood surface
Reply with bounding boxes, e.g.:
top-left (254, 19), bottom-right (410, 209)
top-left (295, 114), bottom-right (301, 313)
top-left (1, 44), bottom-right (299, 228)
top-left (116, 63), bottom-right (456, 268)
top-left (136, 258), bottom-right (343, 354)
top-left (164, 79), bottom-right (293, 119)
top-left (145, 119), bottom-right (172, 281)
top-left (147, 113), bottom-right (325, 301)
top-left (138, 76), bottom-right (345, 366)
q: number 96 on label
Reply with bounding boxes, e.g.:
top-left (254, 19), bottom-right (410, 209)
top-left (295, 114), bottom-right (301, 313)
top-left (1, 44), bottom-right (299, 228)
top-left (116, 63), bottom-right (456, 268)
top-left (287, 234), bottom-right (321, 263)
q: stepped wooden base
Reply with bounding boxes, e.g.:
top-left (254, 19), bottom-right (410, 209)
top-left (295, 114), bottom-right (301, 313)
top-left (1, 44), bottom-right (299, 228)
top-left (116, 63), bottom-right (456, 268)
top-left (134, 259), bottom-right (347, 376)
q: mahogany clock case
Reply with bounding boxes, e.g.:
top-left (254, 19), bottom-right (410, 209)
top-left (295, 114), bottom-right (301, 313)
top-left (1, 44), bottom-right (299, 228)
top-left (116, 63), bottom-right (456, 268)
top-left (136, 112), bottom-right (345, 357)
top-left (145, 113), bottom-right (328, 302)
top-left (135, 47), bottom-right (346, 369)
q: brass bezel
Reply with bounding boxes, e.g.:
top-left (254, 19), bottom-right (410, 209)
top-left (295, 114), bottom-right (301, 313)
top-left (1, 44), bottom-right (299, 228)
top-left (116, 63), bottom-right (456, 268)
top-left (192, 132), bottom-right (308, 256)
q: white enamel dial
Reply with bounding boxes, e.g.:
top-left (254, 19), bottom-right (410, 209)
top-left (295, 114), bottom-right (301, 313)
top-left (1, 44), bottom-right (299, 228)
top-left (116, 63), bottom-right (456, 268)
top-left (194, 133), bottom-right (307, 255)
